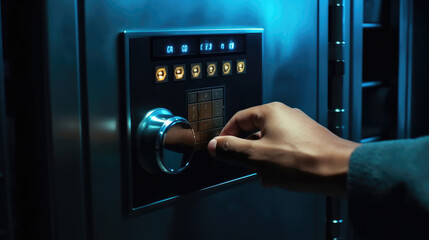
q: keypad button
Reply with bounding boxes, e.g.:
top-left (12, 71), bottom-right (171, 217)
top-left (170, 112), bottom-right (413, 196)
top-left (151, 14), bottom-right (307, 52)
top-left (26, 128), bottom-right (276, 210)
top-left (198, 119), bottom-right (213, 131)
top-left (212, 100), bottom-right (223, 117)
top-left (208, 128), bottom-right (222, 139)
top-left (212, 117), bottom-right (224, 128)
top-left (199, 102), bottom-right (212, 120)
top-left (212, 88), bottom-right (223, 100)
top-left (198, 131), bottom-right (209, 143)
top-left (188, 104), bottom-right (198, 122)
top-left (198, 90), bottom-right (212, 102)
top-left (188, 92), bottom-right (198, 104)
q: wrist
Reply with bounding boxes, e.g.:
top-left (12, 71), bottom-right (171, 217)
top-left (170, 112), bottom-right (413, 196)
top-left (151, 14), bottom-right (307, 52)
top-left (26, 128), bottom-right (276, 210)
top-left (322, 138), bottom-right (360, 195)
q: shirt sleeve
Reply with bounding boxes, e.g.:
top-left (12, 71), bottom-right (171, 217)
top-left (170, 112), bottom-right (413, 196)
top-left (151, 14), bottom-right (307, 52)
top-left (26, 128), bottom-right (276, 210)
top-left (347, 136), bottom-right (429, 239)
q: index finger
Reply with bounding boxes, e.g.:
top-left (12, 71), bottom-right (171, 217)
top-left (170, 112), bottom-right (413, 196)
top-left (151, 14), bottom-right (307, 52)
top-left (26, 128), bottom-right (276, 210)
top-left (220, 105), bottom-right (266, 137)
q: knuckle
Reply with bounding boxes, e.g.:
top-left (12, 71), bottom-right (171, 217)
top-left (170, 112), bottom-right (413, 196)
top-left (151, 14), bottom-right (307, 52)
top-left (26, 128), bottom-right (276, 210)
top-left (293, 107), bottom-right (303, 113)
top-left (245, 141), bottom-right (260, 161)
top-left (270, 101), bottom-right (284, 108)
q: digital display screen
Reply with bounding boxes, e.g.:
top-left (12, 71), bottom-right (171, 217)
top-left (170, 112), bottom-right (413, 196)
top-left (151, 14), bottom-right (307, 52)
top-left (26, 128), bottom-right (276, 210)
top-left (152, 34), bottom-right (246, 57)
top-left (199, 35), bottom-right (245, 54)
top-left (152, 37), bottom-right (199, 57)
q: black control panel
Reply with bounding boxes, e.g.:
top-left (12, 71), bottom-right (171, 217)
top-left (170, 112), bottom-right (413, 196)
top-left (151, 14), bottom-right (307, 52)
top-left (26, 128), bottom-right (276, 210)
top-left (123, 29), bottom-right (263, 214)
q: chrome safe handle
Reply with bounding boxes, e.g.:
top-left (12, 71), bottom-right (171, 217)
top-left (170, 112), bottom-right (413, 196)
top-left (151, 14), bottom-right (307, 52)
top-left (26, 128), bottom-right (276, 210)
top-left (136, 108), bottom-right (195, 174)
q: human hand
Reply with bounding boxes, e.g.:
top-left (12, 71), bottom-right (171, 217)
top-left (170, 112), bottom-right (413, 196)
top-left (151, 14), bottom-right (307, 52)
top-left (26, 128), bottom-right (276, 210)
top-left (207, 102), bottom-right (360, 196)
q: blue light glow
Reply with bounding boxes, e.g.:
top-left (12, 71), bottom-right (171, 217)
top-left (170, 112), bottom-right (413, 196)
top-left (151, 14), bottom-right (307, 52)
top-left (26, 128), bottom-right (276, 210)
top-left (228, 41), bottom-right (235, 50)
top-left (204, 42), bottom-right (213, 51)
top-left (220, 43), bottom-right (225, 49)
top-left (200, 43), bottom-right (203, 51)
top-left (181, 44), bottom-right (188, 53)
top-left (166, 45), bottom-right (174, 54)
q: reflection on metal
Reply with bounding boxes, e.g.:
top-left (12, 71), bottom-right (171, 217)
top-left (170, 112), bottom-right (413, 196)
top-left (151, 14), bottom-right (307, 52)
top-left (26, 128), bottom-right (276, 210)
top-left (360, 136), bottom-right (382, 143)
top-left (361, 81), bottom-right (382, 88)
top-left (362, 23), bottom-right (382, 28)
top-left (136, 108), bottom-right (195, 174)
top-left (132, 173), bottom-right (258, 211)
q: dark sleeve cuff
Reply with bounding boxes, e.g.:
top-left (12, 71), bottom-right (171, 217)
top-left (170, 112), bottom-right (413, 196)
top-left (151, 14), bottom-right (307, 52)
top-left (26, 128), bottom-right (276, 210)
top-left (347, 136), bottom-right (429, 239)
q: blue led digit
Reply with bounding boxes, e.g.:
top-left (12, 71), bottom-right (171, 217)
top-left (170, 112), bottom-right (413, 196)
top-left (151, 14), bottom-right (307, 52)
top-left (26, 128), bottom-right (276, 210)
top-left (204, 42), bottom-right (213, 51)
top-left (220, 43), bottom-right (225, 50)
top-left (228, 41), bottom-right (235, 50)
top-left (166, 45), bottom-right (174, 54)
top-left (200, 43), bottom-right (203, 51)
top-left (181, 44), bottom-right (188, 53)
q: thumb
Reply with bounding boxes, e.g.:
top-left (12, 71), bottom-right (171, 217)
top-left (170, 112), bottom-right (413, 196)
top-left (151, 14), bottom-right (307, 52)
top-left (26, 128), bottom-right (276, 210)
top-left (207, 136), bottom-right (256, 169)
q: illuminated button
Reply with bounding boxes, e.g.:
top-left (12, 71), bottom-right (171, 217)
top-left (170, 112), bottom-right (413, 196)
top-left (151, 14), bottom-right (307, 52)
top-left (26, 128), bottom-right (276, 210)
top-left (188, 92), bottom-right (198, 104)
top-left (198, 119), bottom-right (212, 131)
top-left (212, 88), bottom-right (223, 100)
top-left (222, 61), bottom-right (232, 76)
top-left (198, 102), bottom-right (212, 120)
top-left (212, 117), bottom-right (224, 128)
top-left (188, 104), bottom-right (198, 122)
top-left (236, 59), bottom-right (246, 74)
top-left (206, 62), bottom-right (217, 77)
top-left (155, 66), bottom-right (168, 83)
top-left (191, 63), bottom-right (202, 79)
top-left (174, 65), bottom-right (185, 81)
top-left (212, 99), bottom-right (223, 117)
top-left (198, 90), bottom-right (212, 102)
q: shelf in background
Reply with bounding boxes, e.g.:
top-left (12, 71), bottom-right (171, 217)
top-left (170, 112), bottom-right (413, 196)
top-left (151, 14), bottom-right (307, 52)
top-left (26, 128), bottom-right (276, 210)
top-left (363, 23), bottom-right (383, 29)
top-left (362, 81), bottom-right (382, 88)
top-left (360, 136), bottom-right (382, 143)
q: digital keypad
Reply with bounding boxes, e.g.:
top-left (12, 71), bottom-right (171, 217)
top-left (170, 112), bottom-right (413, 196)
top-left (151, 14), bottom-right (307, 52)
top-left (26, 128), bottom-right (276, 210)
top-left (187, 87), bottom-right (225, 150)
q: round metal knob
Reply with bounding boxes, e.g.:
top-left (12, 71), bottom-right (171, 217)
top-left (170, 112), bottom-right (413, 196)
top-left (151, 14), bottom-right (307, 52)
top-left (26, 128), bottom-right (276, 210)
top-left (136, 108), bottom-right (195, 174)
